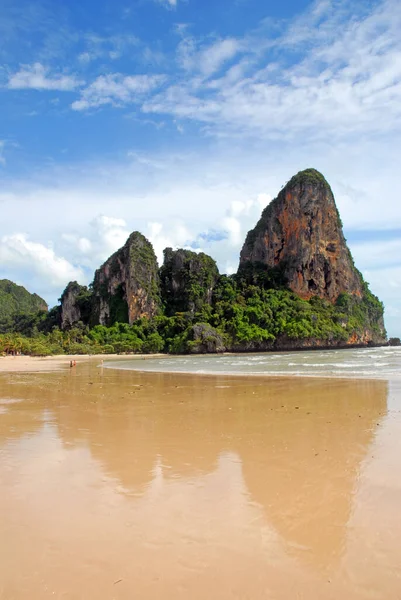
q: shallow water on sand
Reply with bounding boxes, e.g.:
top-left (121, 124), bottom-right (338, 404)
top-left (1, 362), bottom-right (401, 599)
top-left (104, 346), bottom-right (401, 379)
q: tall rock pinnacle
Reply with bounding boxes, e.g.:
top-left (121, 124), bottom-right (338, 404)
top-left (92, 232), bottom-right (161, 326)
top-left (239, 169), bottom-right (364, 302)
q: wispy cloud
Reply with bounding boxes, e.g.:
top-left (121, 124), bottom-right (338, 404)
top-left (199, 38), bottom-right (241, 76)
top-left (156, 0), bottom-right (179, 9)
top-left (7, 62), bottom-right (82, 91)
top-left (177, 36), bottom-right (241, 76)
top-left (143, 0), bottom-right (401, 139)
top-left (71, 73), bottom-right (166, 111)
top-left (78, 33), bottom-right (139, 64)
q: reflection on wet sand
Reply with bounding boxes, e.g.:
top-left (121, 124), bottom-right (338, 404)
top-left (1, 364), bottom-right (400, 599)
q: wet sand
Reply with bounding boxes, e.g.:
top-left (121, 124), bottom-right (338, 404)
top-left (1, 360), bottom-right (401, 599)
top-left (0, 353), bottom-right (162, 373)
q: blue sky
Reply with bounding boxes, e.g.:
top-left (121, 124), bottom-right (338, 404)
top-left (0, 0), bottom-right (400, 336)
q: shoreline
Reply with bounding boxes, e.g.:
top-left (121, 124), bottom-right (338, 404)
top-left (102, 362), bottom-right (396, 383)
top-left (1, 347), bottom-right (399, 381)
top-left (0, 353), bottom-right (164, 373)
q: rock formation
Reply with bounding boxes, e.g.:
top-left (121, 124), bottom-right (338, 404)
top-left (52, 168), bottom-right (385, 349)
top-left (59, 282), bottom-right (91, 330)
top-left (188, 323), bottom-right (226, 354)
top-left (159, 248), bottom-right (219, 315)
top-left (92, 232), bottom-right (160, 326)
top-left (240, 169), bottom-right (364, 302)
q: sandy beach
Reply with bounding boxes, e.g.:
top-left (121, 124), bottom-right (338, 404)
top-left (1, 358), bottom-right (401, 599)
top-left (0, 353), bottom-right (164, 373)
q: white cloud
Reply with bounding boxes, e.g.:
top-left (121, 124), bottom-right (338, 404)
top-left (156, 0), bottom-right (178, 9)
top-left (147, 221), bottom-right (192, 265)
top-left (71, 73), bottom-right (166, 111)
top-left (62, 215), bottom-right (131, 269)
top-left (7, 63), bottom-right (82, 91)
top-left (91, 215), bottom-right (130, 258)
top-left (0, 234), bottom-right (85, 292)
top-left (177, 36), bottom-right (241, 76)
top-left (199, 38), bottom-right (240, 76)
top-left (221, 195), bottom-right (270, 246)
top-left (143, 0), bottom-right (401, 140)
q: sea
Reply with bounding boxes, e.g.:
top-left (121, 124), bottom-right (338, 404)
top-left (104, 345), bottom-right (401, 380)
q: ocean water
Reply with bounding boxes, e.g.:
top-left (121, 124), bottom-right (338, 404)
top-left (104, 346), bottom-right (401, 379)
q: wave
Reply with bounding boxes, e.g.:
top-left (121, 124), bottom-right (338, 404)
top-left (103, 347), bottom-right (401, 380)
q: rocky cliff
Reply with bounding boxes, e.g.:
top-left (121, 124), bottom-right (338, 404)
top-left (239, 169), bottom-right (386, 345)
top-left (59, 282), bottom-right (92, 329)
top-left (92, 232), bottom-right (160, 326)
top-left (240, 169), bottom-right (363, 302)
top-left (54, 168), bottom-right (385, 349)
top-left (160, 248), bottom-right (219, 315)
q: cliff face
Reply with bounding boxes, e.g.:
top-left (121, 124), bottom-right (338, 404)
top-left (240, 169), bottom-right (363, 302)
top-left (53, 168), bottom-right (384, 350)
top-left (92, 232), bottom-right (160, 326)
top-left (239, 169), bottom-right (386, 346)
top-left (59, 282), bottom-right (91, 330)
top-left (160, 248), bottom-right (219, 315)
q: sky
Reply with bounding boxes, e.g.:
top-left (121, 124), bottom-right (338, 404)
top-left (0, 0), bottom-right (400, 336)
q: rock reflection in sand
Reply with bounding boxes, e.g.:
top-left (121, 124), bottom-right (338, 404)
top-left (0, 363), bottom-right (400, 599)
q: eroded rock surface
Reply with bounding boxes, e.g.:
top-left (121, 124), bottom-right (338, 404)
top-left (92, 232), bottom-right (161, 326)
top-left (240, 169), bottom-right (364, 302)
top-left (59, 281), bottom-right (91, 329)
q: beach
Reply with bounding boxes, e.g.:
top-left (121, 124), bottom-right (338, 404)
top-left (0, 353), bottom-right (163, 373)
top-left (1, 354), bottom-right (401, 599)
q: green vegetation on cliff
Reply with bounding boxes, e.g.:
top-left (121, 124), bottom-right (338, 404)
top-left (0, 169), bottom-right (387, 356)
top-left (160, 248), bottom-right (219, 315)
top-left (287, 168), bottom-right (331, 189)
top-left (0, 280), bottom-right (48, 333)
top-left (0, 270), bottom-right (385, 356)
top-left (92, 231), bottom-right (161, 326)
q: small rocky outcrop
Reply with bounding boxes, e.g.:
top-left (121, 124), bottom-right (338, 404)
top-left (188, 323), bottom-right (226, 354)
top-left (160, 248), bottom-right (219, 315)
top-left (240, 169), bottom-right (364, 302)
top-left (92, 232), bottom-right (160, 326)
top-left (59, 281), bottom-right (92, 330)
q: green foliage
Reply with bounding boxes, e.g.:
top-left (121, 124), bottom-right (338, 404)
top-left (0, 280), bottom-right (48, 328)
top-left (235, 262), bottom-right (288, 290)
top-left (287, 168), bottom-right (330, 189)
top-left (109, 285), bottom-right (129, 324)
top-left (160, 248), bottom-right (219, 315)
top-left (0, 235), bottom-right (386, 356)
